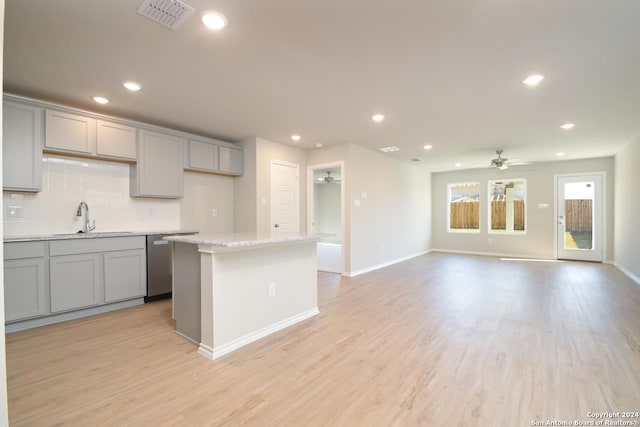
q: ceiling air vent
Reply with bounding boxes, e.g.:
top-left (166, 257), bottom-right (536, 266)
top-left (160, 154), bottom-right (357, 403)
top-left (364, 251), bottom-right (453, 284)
top-left (410, 158), bottom-right (423, 162)
top-left (137, 0), bottom-right (195, 30)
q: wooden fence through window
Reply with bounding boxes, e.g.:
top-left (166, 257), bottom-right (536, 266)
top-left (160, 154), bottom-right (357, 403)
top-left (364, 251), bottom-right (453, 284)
top-left (449, 197), bottom-right (479, 229)
top-left (565, 199), bottom-right (592, 232)
top-left (450, 198), bottom-right (525, 230)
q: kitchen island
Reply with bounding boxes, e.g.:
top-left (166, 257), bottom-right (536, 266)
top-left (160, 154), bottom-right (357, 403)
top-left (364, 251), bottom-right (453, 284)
top-left (164, 232), bottom-right (324, 359)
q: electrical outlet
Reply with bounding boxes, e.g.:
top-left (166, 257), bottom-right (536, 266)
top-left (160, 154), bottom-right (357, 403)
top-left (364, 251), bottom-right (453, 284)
top-left (268, 283), bottom-right (276, 297)
top-left (6, 206), bottom-right (24, 218)
top-left (211, 208), bottom-right (218, 217)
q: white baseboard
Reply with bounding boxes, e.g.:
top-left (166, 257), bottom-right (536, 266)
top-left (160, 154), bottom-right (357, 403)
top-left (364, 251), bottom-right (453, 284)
top-left (431, 248), bottom-right (555, 260)
top-left (198, 307), bottom-right (320, 360)
top-left (613, 262), bottom-right (640, 286)
top-left (346, 250), bottom-right (431, 277)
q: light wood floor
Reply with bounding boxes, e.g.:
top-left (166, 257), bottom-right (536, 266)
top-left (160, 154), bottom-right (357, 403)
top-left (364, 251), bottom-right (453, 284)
top-left (6, 253), bottom-right (640, 426)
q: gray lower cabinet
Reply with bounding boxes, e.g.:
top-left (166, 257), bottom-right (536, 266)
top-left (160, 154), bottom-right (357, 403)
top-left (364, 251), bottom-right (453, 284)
top-left (4, 258), bottom-right (47, 322)
top-left (49, 253), bottom-right (102, 313)
top-left (4, 236), bottom-right (147, 327)
top-left (3, 241), bottom-right (48, 322)
top-left (104, 249), bottom-right (146, 302)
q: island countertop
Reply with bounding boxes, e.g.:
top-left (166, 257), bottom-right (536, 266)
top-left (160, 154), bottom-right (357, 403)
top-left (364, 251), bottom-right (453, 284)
top-left (164, 232), bottom-right (330, 251)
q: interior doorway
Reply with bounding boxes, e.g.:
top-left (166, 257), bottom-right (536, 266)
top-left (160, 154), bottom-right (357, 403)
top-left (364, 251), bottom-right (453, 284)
top-left (307, 161), bottom-right (345, 274)
top-left (555, 173), bottom-right (605, 262)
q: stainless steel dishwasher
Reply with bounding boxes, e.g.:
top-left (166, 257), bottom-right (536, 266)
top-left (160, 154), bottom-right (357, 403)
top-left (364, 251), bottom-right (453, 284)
top-left (145, 234), bottom-right (174, 302)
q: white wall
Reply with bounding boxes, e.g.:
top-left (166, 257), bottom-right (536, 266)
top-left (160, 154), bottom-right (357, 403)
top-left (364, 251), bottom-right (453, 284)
top-left (180, 171), bottom-right (235, 233)
top-left (314, 182), bottom-right (341, 240)
top-left (256, 138), bottom-right (307, 233)
top-left (431, 157), bottom-right (615, 259)
top-left (614, 138), bottom-right (640, 281)
top-left (234, 137), bottom-right (307, 233)
top-left (3, 155), bottom-right (181, 236)
top-left (348, 144), bottom-right (431, 274)
top-left (307, 142), bottom-right (431, 275)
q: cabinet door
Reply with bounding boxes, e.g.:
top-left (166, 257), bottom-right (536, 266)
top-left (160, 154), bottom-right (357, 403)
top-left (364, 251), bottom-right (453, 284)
top-left (3, 101), bottom-right (43, 191)
top-left (45, 109), bottom-right (96, 154)
top-left (131, 130), bottom-right (184, 198)
top-left (219, 146), bottom-right (243, 176)
top-left (50, 253), bottom-right (102, 313)
top-left (96, 120), bottom-right (137, 161)
top-left (104, 249), bottom-right (146, 302)
top-left (188, 140), bottom-right (219, 172)
top-left (4, 258), bottom-right (47, 322)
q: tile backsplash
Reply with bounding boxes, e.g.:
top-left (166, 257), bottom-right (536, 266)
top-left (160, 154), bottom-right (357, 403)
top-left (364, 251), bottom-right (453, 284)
top-left (3, 155), bottom-right (180, 236)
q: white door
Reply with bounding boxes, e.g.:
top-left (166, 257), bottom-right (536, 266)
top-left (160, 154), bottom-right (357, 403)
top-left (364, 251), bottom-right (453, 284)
top-left (556, 174), bottom-right (603, 261)
top-left (271, 160), bottom-right (299, 234)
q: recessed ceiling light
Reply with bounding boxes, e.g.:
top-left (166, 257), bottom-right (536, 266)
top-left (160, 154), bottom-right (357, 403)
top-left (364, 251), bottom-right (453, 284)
top-left (291, 134), bottom-right (301, 141)
top-left (380, 146), bottom-right (400, 152)
top-left (522, 74), bottom-right (545, 86)
top-left (315, 143), bottom-right (323, 148)
top-left (202, 11), bottom-right (227, 30)
top-left (560, 123), bottom-right (575, 130)
top-left (122, 81), bottom-right (142, 92)
top-left (92, 96), bottom-right (109, 104)
top-left (423, 144), bottom-right (433, 150)
top-left (372, 114), bottom-right (385, 122)
top-left (455, 163), bottom-right (462, 167)
top-left (556, 152), bottom-right (565, 157)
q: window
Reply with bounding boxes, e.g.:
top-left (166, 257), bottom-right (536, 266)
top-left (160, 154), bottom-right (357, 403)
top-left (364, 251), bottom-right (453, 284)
top-left (448, 182), bottom-right (480, 233)
top-left (488, 179), bottom-right (526, 234)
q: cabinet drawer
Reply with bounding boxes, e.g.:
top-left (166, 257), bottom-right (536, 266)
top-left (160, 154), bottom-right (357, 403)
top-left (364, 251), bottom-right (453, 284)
top-left (49, 236), bottom-right (145, 256)
top-left (4, 242), bottom-right (46, 260)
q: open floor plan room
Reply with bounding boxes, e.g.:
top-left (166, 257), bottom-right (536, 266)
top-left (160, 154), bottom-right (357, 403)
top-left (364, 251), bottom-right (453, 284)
top-left (7, 253), bottom-right (640, 426)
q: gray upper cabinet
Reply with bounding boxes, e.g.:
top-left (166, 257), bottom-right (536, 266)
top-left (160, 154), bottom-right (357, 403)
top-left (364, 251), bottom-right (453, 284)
top-left (219, 146), bottom-right (244, 176)
top-left (131, 129), bottom-right (184, 198)
top-left (96, 120), bottom-right (137, 161)
top-left (3, 101), bottom-right (43, 192)
top-left (45, 109), bottom-right (96, 155)
top-left (187, 139), bottom-right (219, 172)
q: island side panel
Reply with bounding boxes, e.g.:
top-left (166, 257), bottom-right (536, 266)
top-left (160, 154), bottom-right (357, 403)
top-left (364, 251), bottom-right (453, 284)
top-left (172, 242), bottom-right (201, 344)
top-left (208, 241), bottom-right (318, 355)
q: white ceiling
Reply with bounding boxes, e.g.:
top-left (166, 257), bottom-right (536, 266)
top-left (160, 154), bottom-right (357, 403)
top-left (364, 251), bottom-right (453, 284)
top-left (4, 0), bottom-right (640, 172)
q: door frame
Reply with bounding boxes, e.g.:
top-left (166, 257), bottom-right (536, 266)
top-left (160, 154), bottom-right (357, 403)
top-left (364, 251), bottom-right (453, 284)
top-left (307, 161), bottom-right (346, 275)
top-left (270, 159), bottom-right (300, 233)
top-left (553, 171), bottom-right (606, 261)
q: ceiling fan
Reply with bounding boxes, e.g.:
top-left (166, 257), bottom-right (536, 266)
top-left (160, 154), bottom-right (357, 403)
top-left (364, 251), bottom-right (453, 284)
top-left (319, 171), bottom-right (341, 184)
top-left (491, 150), bottom-right (510, 170)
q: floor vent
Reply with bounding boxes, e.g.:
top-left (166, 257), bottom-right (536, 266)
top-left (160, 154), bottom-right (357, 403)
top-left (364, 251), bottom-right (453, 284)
top-left (137, 0), bottom-right (195, 30)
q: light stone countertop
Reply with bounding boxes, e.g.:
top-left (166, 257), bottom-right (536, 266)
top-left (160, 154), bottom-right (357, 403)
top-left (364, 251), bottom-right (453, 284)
top-left (3, 230), bottom-right (198, 243)
top-left (164, 232), bottom-right (332, 250)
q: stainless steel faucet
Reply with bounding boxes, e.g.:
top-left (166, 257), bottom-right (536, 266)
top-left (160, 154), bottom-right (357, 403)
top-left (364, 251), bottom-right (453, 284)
top-left (76, 201), bottom-right (96, 233)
